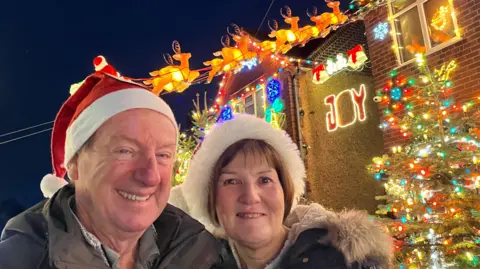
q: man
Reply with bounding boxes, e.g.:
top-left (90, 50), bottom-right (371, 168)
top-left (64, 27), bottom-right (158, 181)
top-left (0, 73), bottom-right (220, 269)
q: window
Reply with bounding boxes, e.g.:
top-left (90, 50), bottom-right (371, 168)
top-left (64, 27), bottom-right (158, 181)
top-left (240, 87), bottom-right (266, 118)
top-left (244, 95), bottom-right (255, 115)
top-left (389, 0), bottom-right (460, 64)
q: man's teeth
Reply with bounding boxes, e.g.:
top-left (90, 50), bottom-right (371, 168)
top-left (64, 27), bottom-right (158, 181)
top-left (118, 190), bottom-right (150, 202)
top-left (238, 213), bottom-right (263, 218)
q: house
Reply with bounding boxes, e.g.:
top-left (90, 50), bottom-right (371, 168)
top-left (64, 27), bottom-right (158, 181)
top-left (213, 0), bottom-right (480, 212)
top-left (215, 21), bottom-right (386, 213)
top-left (362, 0), bottom-right (480, 149)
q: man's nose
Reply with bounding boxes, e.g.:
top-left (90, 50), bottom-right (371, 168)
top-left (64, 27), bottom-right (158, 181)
top-left (133, 152), bottom-right (161, 187)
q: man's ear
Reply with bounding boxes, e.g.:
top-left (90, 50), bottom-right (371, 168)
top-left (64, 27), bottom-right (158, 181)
top-left (66, 155), bottom-right (79, 182)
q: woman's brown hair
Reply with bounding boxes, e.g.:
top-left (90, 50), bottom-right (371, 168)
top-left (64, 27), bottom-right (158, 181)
top-left (207, 139), bottom-right (295, 226)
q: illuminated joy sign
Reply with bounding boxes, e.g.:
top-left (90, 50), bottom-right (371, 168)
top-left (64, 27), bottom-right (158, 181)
top-left (324, 84), bottom-right (367, 132)
top-left (312, 45), bottom-right (368, 84)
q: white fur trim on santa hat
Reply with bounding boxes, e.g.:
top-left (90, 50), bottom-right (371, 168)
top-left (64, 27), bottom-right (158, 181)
top-left (169, 185), bottom-right (190, 214)
top-left (169, 184), bottom-right (226, 237)
top-left (40, 174), bottom-right (68, 198)
top-left (181, 114), bottom-right (306, 233)
top-left (64, 88), bottom-right (177, 167)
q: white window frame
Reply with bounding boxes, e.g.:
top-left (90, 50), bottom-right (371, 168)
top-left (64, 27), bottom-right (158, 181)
top-left (233, 102), bottom-right (244, 114)
top-left (239, 87), bottom-right (266, 118)
top-left (389, 0), bottom-right (462, 67)
top-left (244, 93), bottom-right (254, 115)
top-left (254, 87), bottom-right (266, 118)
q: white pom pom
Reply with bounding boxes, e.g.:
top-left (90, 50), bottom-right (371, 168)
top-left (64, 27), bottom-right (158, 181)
top-left (40, 174), bottom-right (68, 198)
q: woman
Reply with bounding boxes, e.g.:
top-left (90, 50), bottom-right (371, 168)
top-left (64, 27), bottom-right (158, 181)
top-left (170, 114), bottom-right (393, 269)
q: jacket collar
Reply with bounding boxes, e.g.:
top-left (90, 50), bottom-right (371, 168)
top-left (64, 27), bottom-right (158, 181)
top-left (44, 185), bottom-right (110, 268)
top-left (44, 185), bottom-right (164, 268)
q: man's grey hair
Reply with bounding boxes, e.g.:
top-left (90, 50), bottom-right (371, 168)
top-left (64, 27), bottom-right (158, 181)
top-left (66, 137), bottom-right (92, 183)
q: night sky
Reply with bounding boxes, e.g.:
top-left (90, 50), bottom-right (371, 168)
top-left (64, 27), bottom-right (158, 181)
top-left (0, 0), bottom-right (349, 209)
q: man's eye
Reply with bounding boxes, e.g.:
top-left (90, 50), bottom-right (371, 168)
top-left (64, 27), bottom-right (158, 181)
top-left (114, 148), bottom-right (135, 160)
top-left (157, 153), bottom-right (172, 159)
top-left (118, 149), bottom-right (133, 154)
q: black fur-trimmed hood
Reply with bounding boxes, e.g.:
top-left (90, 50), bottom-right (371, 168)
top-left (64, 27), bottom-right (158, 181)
top-left (284, 203), bottom-right (394, 268)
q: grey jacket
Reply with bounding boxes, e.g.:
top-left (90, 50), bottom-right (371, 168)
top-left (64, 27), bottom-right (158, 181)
top-left (0, 185), bottom-right (220, 269)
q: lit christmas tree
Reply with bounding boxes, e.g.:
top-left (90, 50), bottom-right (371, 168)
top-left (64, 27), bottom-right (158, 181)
top-left (368, 54), bottom-right (480, 268)
top-left (173, 92), bottom-right (217, 186)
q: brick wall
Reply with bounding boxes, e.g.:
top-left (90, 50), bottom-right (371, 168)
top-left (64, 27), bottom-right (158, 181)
top-left (297, 71), bottom-right (385, 213)
top-left (288, 21), bottom-right (386, 212)
top-left (364, 0), bottom-right (480, 149)
top-left (310, 21), bottom-right (371, 72)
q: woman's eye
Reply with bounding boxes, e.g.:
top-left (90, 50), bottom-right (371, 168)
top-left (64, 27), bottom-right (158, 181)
top-left (260, 177), bottom-right (273, 184)
top-left (224, 179), bottom-right (239, 185)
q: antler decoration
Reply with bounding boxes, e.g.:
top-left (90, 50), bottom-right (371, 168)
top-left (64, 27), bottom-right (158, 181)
top-left (306, 7), bottom-right (318, 18)
top-left (221, 35), bottom-right (231, 48)
top-left (227, 23), bottom-right (242, 37)
top-left (163, 54), bottom-right (174, 66)
top-left (172, 40), bottom-right (181, 54)
top-left (281, 6), bottom-right (292, 18)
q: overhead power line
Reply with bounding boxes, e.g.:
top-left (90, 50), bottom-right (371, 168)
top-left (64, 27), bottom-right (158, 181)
top-left (0, 128), bottom-right (52, 145)
top-left (254, 0), bottom-right (276, 39)
top-left (0, 121), bottom-right (53, 138)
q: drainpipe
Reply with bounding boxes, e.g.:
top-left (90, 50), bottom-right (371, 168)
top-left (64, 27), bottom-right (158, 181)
top-left (291, 65), bottom-right (304, 160)
top-left (290, 64), bottom-right (309, 201)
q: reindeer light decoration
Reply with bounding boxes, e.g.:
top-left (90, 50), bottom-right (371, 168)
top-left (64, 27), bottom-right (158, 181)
top-left (204, 24), bottom-right (257, 83)
top-left (406, 35), bottom-right (426, 55)
top-left (307, 1), bottom-right (348, 38)
top-left (281, 6), bottom-right (319, 47)
top-left (204, 35), bottom-right (243, 83)
top-left (229, 24), bottom-right (257, 61)
top-left (268, 19), bottom-right (296, 54)
top-left (258, 40), bottom-right (277, 63)
top-left (145, 41), bottom-right (199, 95)
top-left (203, 57), bottom-right (225, 84)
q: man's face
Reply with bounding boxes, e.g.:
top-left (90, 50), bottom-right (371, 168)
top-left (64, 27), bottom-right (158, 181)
top-left (71, 108), bottom-right (176, 233)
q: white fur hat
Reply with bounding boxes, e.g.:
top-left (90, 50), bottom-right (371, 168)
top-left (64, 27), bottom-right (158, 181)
top-left (176, 114), bottom-right (306, 233)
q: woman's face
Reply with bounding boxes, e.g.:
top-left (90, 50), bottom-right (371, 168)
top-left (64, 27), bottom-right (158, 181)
top-left (215, 151), bottom-right (285, 248)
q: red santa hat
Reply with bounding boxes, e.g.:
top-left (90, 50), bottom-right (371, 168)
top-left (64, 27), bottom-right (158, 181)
top-left (169, 114), bottom-right (306, 234)
top-left (40, 72), bottom-right (177, 198)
